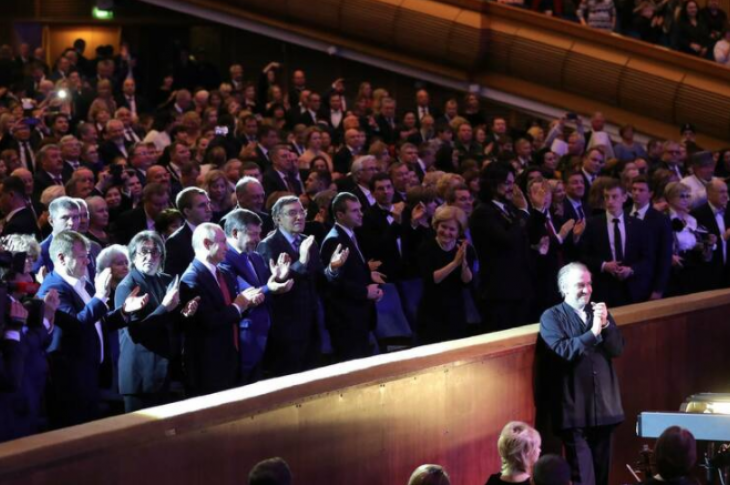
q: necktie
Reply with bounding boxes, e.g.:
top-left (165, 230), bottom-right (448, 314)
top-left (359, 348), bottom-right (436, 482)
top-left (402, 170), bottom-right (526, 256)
top-left (240, 253), bottom-right (259, 285)
top-left (286, 174), bottom-right (301, 195)
top-left (632, 211), bottom-right (640, 219)
top-left (21, 142), bottom-right (34, 171)
top-left (53, 175), bottom-right (63, 185)
top-left (577, 204), bottom-right (585, 220)
top-left (292, 235), bottom-right (302, 253)
top-left (351, 234), bottom-right (365, 262)
top-left (216, 270), bottom-right (239, 351)
top-left (613, 218), bottom-right (624, 261)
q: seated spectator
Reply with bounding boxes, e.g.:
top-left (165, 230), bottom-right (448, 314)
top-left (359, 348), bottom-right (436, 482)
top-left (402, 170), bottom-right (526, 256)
top-left (613, 124), bottom-right (647, 162)
top-left (532, 455), bottom-right (572, 485)
top-left (676, 1), bottom-right (710, 57)
top-left (96, 244), bottom-right (130, 303)
top-left (713, 26), bottom-right (730, 65)
top-left (485, 421), bottom-right (541, 485)
top-left (248, 457), bottom-right (292, 485)
top-left (643, 426), bottom-right (697, 485)
top-left (155, 208), bottom-right (185, 240)
top-left (408, 464), bottom-right (451, 485)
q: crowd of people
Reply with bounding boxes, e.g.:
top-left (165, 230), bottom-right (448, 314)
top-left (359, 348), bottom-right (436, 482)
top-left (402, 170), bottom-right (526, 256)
top-left (494, 0), bottom-right (730, 65)
top-left (0, 37), bottom-right (728, 443)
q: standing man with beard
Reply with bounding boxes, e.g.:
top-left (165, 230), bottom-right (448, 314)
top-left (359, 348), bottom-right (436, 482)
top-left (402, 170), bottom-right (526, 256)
top-left (538, 262), bottom-right (624, 485)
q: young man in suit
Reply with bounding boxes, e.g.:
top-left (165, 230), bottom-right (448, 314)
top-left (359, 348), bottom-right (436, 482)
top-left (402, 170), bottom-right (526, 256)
top-left (375, 98), bottom-right (398, 146)
top-left (111, 183), bottom-right (170, 245)
top-left (321, 192), bottom-right (382, 362)
top-left (37, 230), bottom-right (149, 427)
top-left (33, 197), bottom-right (83, 275)
top-left (256, 196), bottom-right (347, 376)
top-left (539, 262), bottom-right (624, 485)
top-left (579, 179), bottom-right (652, 307)
top-left (179, 223), bottom-right (259, 396)
top-left (165, 187), bottom-right (212, 277)
top-left (0, 175), bottom-right (40, 239)
top-left (222, 209), bottom-right (294, 384)
top-left (262, 145), bottom-right (303, 197)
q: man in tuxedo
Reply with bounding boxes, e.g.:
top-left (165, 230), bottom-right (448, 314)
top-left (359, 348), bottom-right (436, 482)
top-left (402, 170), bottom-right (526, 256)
top-left (539, 263), bottom-right (624, 485)
top-left (629, 176), bottom-right (673, 299)
top-left (179, 223), bottom-right (257, 396)
top-left (262, 145), bottom-right (303, 196)
top-left (333, 128), bottom-right (362, 175)
top-left (221, 209), bottom-right (294, 384)
top-left (256, 196), bottom-right (345, 376)
top-left (692, 179), bottom-right (730, 290)
top-left (389, 162), bottom-right (411, 203)
top-left (33, 144), bottom-right (67, 199)
top-left (322, 192), bottom-right (381, 362)
top-left (165, 187), bottom-right (212, 277)
top-left (0, 175), bottom-right (40, 239)
top-left (99, 119), bottom-right (129, 165)
top-left (335, 155), bottom-right (378, 209)
top-left (37, 230), bottom-right (149, 427)
top-left (111, 183), bottom-right (170, 245)
top-left (375, 97), bottom-right (398, 145)
top-left (579, 179), bottom-right (652, 307)
top-left (235, 176), bottom-right (274, 236)
top-left (470, 162), bottom-right (541, 330)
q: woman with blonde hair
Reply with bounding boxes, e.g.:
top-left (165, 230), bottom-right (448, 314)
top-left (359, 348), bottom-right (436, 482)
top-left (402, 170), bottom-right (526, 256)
top-left (202, 169), bottom-right (234, 224)
top-left (371, 88), bottom-right (390, 116)
top-left (298, 126), bottom-right (333, 172)
top-left (408, 464), bottom-right (451, 485)
top-left (484, 421), bottom-right (541, 485)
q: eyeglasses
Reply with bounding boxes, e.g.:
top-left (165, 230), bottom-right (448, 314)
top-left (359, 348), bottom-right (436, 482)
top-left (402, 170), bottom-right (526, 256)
top-left (283, 210), bottom-right (306, 218)
top-left (138, 248), bottom-right (161, 257)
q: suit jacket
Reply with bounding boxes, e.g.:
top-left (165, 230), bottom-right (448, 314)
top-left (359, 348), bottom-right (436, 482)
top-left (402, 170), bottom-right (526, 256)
top-left (32, 234), bottom-right (97, 277)
top-left (320, 225), bottom-right (376, 332)
top-left (33, 170), bottom-right (65, 198)
top-left (579, 213), bottom-right (653, 306)
top-left (37, 271), bottom-right (128, 404)
top-left (254, 145), bottom-right (271, 169)
top-left (333, 146), bottom-right (355, 174)
top-left (99, 140), bottom-right (129, 165)
top-left (1, 207), bottom-right (40, 240)
top-left (639, 207), bottom-right (674, 295)
top-left (220, 246), bottom-right (273, 336)
top-left (116, 94), bottom-right (150, 115)
top-left (359, 205), bottom-right (405, 280)
top-left (470, 201), bottom-right (540, 301)
top-left (375, 114), bottom-right (398, 145)
top-left (692, 202), bottom-right (730, 289)
top-left (111, 206), bottom-right (149, 245)
top-left (164, 223), bottom-right (195, 277)
top-left (0, 137), bottom-right (38, 173)
top-left (179, 259), bottom-right (242, 395)
top-left (262, 167), bottom-right (289, 196)
top-left (538, 302), bottom-right (625, 431)
top-left (0, 339), bottom-right (26, 442)
top-left (335, 177), bottom-right (373, 210)
top-left (256, 230), bottom-right (324, 344)
top-left (115, 269), bottom-right (177, 395)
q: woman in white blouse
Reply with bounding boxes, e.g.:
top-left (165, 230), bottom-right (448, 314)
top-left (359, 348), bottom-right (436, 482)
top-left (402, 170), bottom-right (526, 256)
top-left (665, 181), bottom-right (716, 296)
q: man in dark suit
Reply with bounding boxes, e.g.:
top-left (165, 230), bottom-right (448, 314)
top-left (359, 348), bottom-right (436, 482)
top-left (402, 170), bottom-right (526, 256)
top-left (470, 162), bottom-right (542, 330)
top-left (33, 144), bottom-right (67, 199)
top-left (334, 155), bottom-right (377, 209)
top-left (692, 179), bottom-right (730, 290)
top-left (321, 92), bottom-right (345, 144)
top-left (33, 197), bottom-right (83, 275)
top-left (407, 114), bottom-right (435, 145)
top-left (115, 231), bottom-right (199, 412)
top-left (333, 128), bottom-right (362, 175)
top-left (221, 209), bottom-right (294, 384)
top-left (579, 149), bottom-right (605, 203)
top-left (652, 141), bottom-right (686, 179)
top-left (579, 180), bottom-right (652, 307)
top-left (297, 91), bottom-right (321, 127)
top-left (111, 183), bottom-right (170, 245)
top-left (37, 230), bottom-right (149, 427)
top-left (165, 187), bottom-right (212, 277)
top-left (234, 177), bottom-right (274, 236)
top-left (116, 78), bottom-right (150, 119)
top-left (414, 89), bottom-right (442, 125)
top-left (322, 193), bottom-right (381, 362)
top-left (254, 125), bottom-right (280, 169)
top-left (630, 176), bottom-right (673, 299)
top-left (256, 196), bottom-right (346, 376)
top-left (539, 262), bottom-right (624, 485)
top-left (98, 119), bottom-right (130, 165)
top-left (375, 97), bottom-right (398, 145)
top-left (398, 143), bottom-right (426, 182)
top-left (179, 223), bottom-right (257, 396)
top-left (0, 176), bottom-right (40, 239)
top-left (262, 145), bottom-right (303, 197)
top-left (0, 120), bottom-right (38, 173)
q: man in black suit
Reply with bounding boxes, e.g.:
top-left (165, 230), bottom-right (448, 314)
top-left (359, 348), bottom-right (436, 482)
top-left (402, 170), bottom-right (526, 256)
top-left (470, 162), bottom-right (542, 330)
top-left (653, 141), bottom-right (685, 179)
top-left (579, 148), bottom-right (605, 202)
top-left (254, 125), bottom-right (280, 169)
top-left (322, 192), bottom-right (383, 362)
top-left (629, 176), bottom-right (673, 299)
top-left (322, 92), bottom-right (345, 144)
top-left (579, 179), bottom-right (652, 307)
top-left (333, 128), bottom-right (362, 175)
top-left (562, 171), bottom-right (588, 264)
top-left (297, 91), bottom-right (321, 127)
top-left (398, 142), bottom-right (426, 182)
top-left (262, 145), bottom-right (303, 197)
top-left (256, 196), bottom-right (346, 376)
top-left (287, 69), bottom-right (308, 113)
top-left (179, 223), bottom-right (257, 396)
top-left (407, 114), bottom-right (435, 145)
top-left (414, 89), bottom-right (441, 124)
top-left (0, 120), bottom-right (38, 173)
top-left (234, 176), bottom-right (274, 236)
top-left (111, 183), bottom-right (170, 245)
top-left (221, 209), bottom-right (294, 384)
top-left (37, 230), bottom-right (149, 427)
top-left (116, 78), bottom-right (149, 119)
top-left (539, 262), bottom-right (624, 485)
top-left (0, 176), bottom-right (40, 239)
top-left (98, 119), bottom-right (129, 165)
top-left (334, 155), bottom-right (378, 209)
top-left (165, 187), bottom-right (212, 277)
top-left (33, 144), bottom-right (67, 199)
top-left (375, 97), bottom-right (398, 145)
top-left (691, 179), bottom-right (730, 290)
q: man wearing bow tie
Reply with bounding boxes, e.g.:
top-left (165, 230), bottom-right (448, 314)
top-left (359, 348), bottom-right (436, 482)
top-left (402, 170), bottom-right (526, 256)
top-left (539, 262), bottom-right (624, 485)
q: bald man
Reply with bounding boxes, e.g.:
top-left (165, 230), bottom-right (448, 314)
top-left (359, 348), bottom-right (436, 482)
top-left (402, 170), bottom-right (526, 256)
top-left (692, 178), bottom-right (730, 290)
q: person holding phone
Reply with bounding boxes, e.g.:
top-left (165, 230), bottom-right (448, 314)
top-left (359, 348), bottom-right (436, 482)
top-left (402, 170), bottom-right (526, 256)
top-left (115, 231), bottom-right (199, 412)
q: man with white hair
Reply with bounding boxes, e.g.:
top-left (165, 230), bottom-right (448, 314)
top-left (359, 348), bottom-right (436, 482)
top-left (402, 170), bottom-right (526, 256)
top-left (179, 223), bottom-right (261, 396)
top-left (538, 263), bottom-right (624, 485)
top-left (335, 155), bottom-right (378, 209)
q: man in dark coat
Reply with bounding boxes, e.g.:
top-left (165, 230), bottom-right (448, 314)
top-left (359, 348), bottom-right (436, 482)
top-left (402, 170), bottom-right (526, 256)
top-left (539, 262), bottom-right (624, 485)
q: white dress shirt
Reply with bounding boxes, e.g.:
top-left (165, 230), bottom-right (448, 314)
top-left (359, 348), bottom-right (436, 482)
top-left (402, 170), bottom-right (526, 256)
top-left (58, 270), bottom-right (106, 363)
top-left (606, 211), bottom-right (626, 261)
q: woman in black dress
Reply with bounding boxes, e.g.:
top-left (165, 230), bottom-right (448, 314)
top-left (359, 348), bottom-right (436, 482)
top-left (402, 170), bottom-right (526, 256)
top-left (416, 205), bottom-right (474, 344)
top-left (484, 421), bottom-right (542, 485)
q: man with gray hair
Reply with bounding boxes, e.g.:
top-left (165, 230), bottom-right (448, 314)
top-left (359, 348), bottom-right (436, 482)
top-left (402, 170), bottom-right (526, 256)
top-left (235, 176), bottom-right (273, 235)
top-left (33, 143), bottom-right (66, 198)
top-left (37, 230), bottom-right (149, 426)
top-left (538, 262), bottom-right (624, 485)
top-left (180, 223), bottom-right (261, 395)
top-left (335, 155), bottom-right (377, 208)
